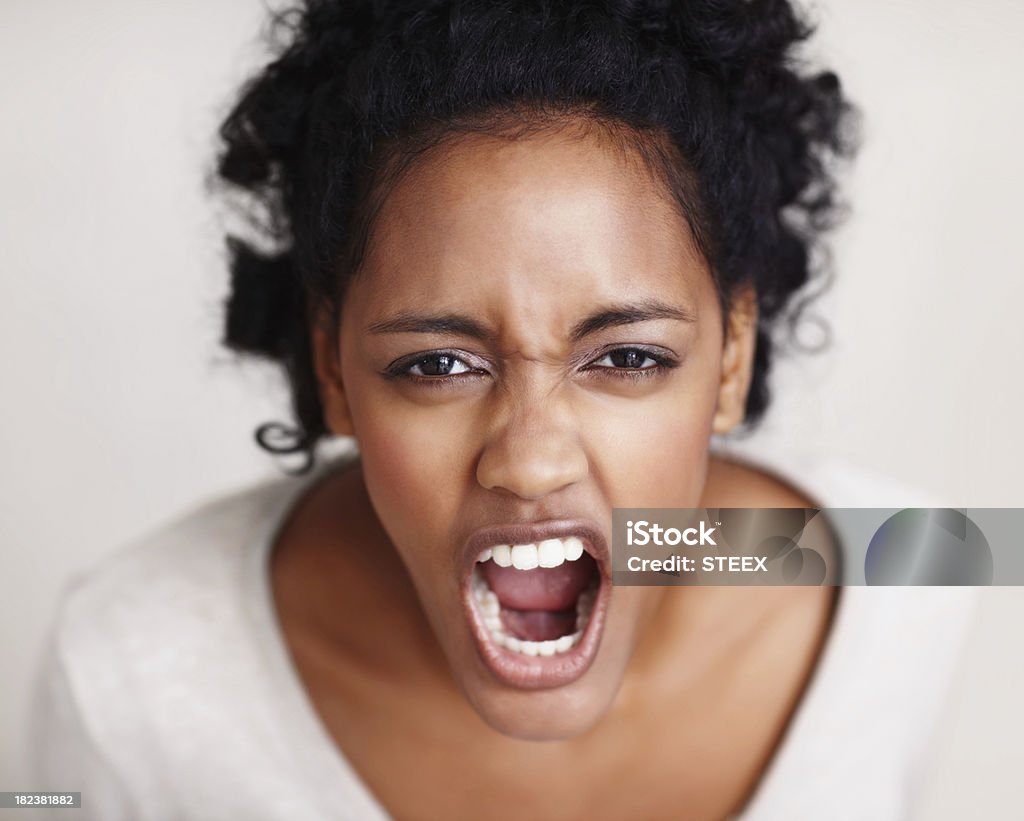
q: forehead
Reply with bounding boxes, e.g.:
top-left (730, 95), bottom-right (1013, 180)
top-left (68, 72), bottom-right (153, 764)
top-left (348, 127), bottom-right (714, 324)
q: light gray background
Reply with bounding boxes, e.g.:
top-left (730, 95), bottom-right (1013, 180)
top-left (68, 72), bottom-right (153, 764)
top-left (2, 0), bottom-right (1022, 815)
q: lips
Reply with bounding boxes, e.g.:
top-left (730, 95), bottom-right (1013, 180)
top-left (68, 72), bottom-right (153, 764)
top-left (460, 519), bottom-right (611, 689)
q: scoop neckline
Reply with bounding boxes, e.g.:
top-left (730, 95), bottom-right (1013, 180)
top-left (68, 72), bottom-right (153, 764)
top-left (244, 446), bottom-right (849, 820)
top-left (245, 452), bottom-right (393, 819)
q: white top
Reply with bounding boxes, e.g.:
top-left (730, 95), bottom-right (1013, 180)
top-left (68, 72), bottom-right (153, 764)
top-left (26, 444), bottom-right (981, 820)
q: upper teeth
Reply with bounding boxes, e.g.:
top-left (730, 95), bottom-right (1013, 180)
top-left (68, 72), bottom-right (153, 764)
top-left (482, 537), bottom-right (586, 570)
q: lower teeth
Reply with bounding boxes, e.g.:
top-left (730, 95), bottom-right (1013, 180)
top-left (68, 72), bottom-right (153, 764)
top-left (472, 567), bottom-right (597, 657)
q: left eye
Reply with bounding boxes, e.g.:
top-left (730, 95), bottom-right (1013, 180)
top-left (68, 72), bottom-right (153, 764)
top-left (592, 348), bottom-right (659, 369)
top-left (406, 354), bottom-right (474, 377)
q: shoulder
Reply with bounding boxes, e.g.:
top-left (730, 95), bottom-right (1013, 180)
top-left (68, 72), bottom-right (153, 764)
top-left (36, 472), bottom-right (302, 741)
top-left (740, 586), bottom-right (981, 821)
top-left (702, 452), bottom-right (818, 508)
top-left (52, 473), bottom-right (298, 644)
top-left (706, 438), bottom-right (944, 508)
top-left (911, 587), bottom-right (1024, 816)
top-left (27, 471), bottom-right (306, 795)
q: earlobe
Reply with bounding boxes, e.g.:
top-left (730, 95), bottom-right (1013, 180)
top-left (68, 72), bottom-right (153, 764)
top-left (311, 311), bottom-right (356, 438)
top-left (712, 285), bottom-right (759, 435)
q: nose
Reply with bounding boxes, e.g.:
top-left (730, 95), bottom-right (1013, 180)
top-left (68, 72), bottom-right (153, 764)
top-left (476, 394), bottom-right (589, 501)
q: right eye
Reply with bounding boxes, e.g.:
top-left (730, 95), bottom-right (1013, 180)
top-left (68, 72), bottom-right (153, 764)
top-left (383, 350), bottom-right (490, 383)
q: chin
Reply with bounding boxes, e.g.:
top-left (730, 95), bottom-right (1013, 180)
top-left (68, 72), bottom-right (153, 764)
top-left (460, 665), bottom-right (626, 741)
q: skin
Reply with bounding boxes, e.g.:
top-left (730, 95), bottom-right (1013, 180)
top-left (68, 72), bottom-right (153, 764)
top-left (272, 125), bottom-right (836, 819)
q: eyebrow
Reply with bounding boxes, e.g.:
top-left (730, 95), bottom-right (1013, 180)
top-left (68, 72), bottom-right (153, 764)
top-left (568, 300), bottom-right (697, 342)
top-left (366, 299), bottom-right (697, 342)
top-left (366, 314), bottom-right (493, 339)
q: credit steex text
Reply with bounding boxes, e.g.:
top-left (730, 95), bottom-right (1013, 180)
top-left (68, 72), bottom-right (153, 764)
top-left (624, 519), bottom-right (768, 573)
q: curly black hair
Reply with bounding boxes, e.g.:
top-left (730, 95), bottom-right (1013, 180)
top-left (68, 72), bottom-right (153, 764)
top-left (214, 0), bottom-right (857, 471)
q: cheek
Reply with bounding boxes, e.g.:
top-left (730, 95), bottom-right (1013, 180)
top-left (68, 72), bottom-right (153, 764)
top-left (585, 372), bottom-right (719, 508)
top-left (344, 378), bottom-right (472, 556)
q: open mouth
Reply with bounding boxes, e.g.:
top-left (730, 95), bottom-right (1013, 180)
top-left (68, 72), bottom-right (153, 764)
top-left (462, 523), bottom-right (610, 688)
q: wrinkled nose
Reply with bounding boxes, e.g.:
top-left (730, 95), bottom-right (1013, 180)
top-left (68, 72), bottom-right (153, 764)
top-left (475, 397), bottom-right (588, 501)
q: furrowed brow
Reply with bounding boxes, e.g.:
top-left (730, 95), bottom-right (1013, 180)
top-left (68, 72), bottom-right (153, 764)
top-left (570, 300), bottom-right (697, 342)
top-left (366, 313), bottom-right (494, 342)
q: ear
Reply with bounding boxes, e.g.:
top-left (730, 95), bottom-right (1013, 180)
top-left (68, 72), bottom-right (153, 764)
top-left (712, 284), bottom-right (759, 435)
top-left (310, 308), bottom-right (356, 438)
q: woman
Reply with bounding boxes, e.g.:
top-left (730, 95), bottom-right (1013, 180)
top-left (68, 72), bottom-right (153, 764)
top-left (29, 1), bottom-right (978, 818)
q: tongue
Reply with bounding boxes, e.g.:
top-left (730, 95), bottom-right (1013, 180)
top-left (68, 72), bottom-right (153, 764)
top-left (482, 554), bottom-right (598, 642)
top-left (501, 608), bottom-right (577, 642)
top-left (482, 554), bottom-right (597, 611)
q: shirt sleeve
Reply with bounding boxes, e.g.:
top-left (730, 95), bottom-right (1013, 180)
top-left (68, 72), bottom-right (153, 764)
top-left (26, 623), bottom-right (141, 821)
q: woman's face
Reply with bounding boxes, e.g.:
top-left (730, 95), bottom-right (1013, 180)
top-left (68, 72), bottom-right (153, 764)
top-left (315, 126), bottom-right (756, 740)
